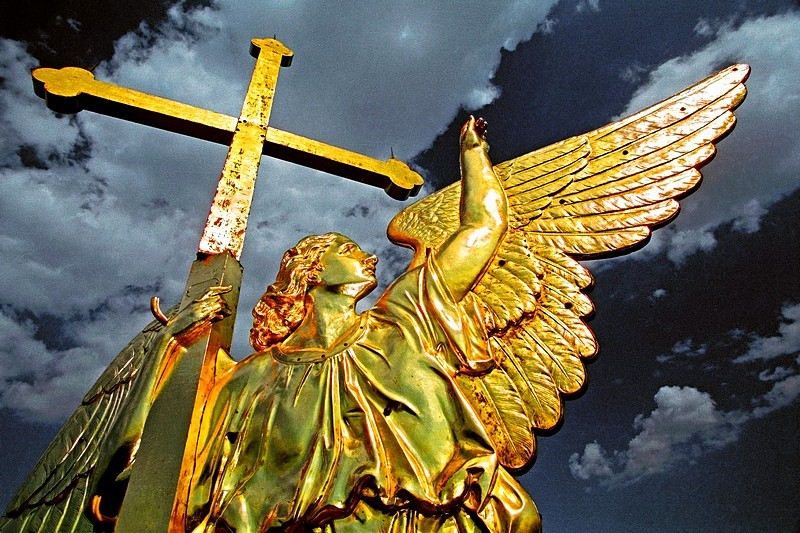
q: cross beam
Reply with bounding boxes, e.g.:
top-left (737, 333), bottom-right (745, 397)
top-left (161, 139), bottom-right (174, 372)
top-left (32, 54), bottom-right (423, 202)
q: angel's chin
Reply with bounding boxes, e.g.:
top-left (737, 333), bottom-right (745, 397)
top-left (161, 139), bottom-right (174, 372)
top-left (361, 279), bottom-right (378, 297)
top-left (355, 278), bottom-right (378, 299)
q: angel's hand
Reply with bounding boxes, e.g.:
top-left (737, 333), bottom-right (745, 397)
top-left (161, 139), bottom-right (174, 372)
top-left (167, 286), bottom-right (232, 340)
top-left (460, 116), bottom-right (489, 152)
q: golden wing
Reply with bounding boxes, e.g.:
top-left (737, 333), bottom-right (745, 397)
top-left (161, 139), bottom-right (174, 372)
top-left (388, 64), bottom-right (749, 471)
top-left (0, 309), bottom-right (177, 532)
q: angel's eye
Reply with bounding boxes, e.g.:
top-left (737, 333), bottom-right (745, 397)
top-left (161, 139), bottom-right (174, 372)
top-left (339, 243), bottom-right (356, 255)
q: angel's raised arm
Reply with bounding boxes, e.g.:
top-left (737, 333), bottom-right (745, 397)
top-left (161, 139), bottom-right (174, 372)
top-left (435, 117), bottom-right (508, 302)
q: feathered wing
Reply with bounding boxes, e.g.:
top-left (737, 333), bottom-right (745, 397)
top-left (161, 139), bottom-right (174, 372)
top-left (0, 309), bottom-right (177, 532)
top-left (388, 64), bottom-right (749, 471)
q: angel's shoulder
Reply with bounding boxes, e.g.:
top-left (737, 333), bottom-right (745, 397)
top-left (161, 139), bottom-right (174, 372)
top-left (373, 261), bottom-right (428, 311)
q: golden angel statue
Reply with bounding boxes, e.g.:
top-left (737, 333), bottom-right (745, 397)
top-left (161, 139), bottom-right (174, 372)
top-left (1, 63), bottom-right (748, 532)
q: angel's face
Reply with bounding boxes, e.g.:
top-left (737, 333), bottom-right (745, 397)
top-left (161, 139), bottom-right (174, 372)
top-left (316, 234), bottom-right (378, 298)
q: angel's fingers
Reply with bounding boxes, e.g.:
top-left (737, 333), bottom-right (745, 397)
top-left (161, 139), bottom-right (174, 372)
top-left (475, 117), bottom-right (488, 138)
top-left (200, 285), bottom-right (232, 300)
top-left (211, 302), bottom-right (232, 320)
top-left (203, 299), bottom-right (227, 315)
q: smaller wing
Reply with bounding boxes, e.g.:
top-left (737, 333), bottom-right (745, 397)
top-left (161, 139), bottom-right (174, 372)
top-left (0, 309), bottom-right (176, 532)
top-left (388, 64), bottom-right (749, 471)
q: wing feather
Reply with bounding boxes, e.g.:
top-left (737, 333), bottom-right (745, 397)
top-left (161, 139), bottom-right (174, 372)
top-left (1, 311), bottom-right (176, 531)
top-left (499, 334), bottom-right (561, 430)
top-left (455, 359), bottom-right (535, 470)
top-left (487, 267), bottom-right (536, 306)
top-left (385, 64), bottom-right (748, 471)
top-left (473, 284), bottom-right (515, 327)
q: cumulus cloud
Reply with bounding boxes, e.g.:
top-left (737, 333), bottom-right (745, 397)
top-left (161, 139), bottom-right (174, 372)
top-left (568, 441), bottom-right (613, 480)
top-left (665, 229), bottom-right (717, 265)
top-left (656, 338), bottom-right (707, 363)
top-left (731, 198), bottom-right (768, 233)
top-left (751, 374), bottom-right (800, 419)
top-left (0, 2), bottom-right (559, 423)
top-left (0, 297), bottom-right (157, 422)
top-left (573, 302), bottom-right (800, 486)
top-left (672, 338), bottom-right (707, 357)
top-left (734, 302), bottom-right (800, 364)
top-left (570, 386), bottom-right (740, 486)
top-left (604, 12), bottom-right (800, 264)
top-left (758, 366), bottom-right (794, 382)
top-left (569, 380), bottom-right (800, 486)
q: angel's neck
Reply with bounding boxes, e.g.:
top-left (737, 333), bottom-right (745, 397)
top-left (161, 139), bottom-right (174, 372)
top-left (283, 288), bottom-right (360, 351)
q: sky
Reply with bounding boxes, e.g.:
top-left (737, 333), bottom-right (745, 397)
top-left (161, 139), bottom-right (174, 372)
top-left (1, 1), bottom-right (798, 531)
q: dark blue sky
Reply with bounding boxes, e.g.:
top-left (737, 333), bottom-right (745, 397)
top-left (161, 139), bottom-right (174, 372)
top-left (1, 1), bottom-right (798, 531)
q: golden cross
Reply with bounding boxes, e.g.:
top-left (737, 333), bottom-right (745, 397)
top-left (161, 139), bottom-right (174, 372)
top-left (31, 38), bottom-right (423, 531)
top-left (32, 38), bottom-right (423, 260)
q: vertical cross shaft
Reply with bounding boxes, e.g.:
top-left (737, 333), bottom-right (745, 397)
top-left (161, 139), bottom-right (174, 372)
top-left (116, 38), bottom-right (292, 532)
top-left (200, 38), bottom-right (293, 259)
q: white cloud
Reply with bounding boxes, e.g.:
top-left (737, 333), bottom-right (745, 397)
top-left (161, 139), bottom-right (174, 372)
top-left (573, 303), bottom-right (800, 487)
top-left (576, 0), bottom-right (601, 14)
top-left (665, 229), bottom-right (717, 265)
top-left (734, 302), bottom-right (800, 363)
top-left (732, 198), bottom-right (768, 233)
top-left (569, 386), bottom-right (740, 486)
top-left (538, 18), bottom-right (557, 35)
top-left (651, 288), bottom-right (667, 299)
top-left (620, 62), bottom-right (648, 84)
top-left (0, 302), bottom-right (156, 422)
top-left (0, 40), bottom-right (85, 168)
top-left (569, 375), bottom-right (800, 487)
top-left (570, 385), bottom-right (742, 487)
top-left (691, 17), bottom-right (735, 38)
top-left (658, 338), bottom-right (708, 363)
top-left (751, 374), bottom-right (800, 418)
top-left (672, 338), bottom-right (707, 357)
top-left (758, 366), bottom-right (794, 382)
top-left (103, 0), bottom-right (559, 159)
top-left (569, 441), bottom-right (613, 480)
top-left (602, 12), bottom-right (800, 264)
top-left (0, 2), bottom-right (559, 423)
top-left (693, 18), bottom-right (715, 37)
top-left (466, 84), bottom-right (502, 110)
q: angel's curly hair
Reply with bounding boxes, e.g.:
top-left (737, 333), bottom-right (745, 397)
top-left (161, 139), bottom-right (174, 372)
top-left (249, 233), bottom-right (339, 351)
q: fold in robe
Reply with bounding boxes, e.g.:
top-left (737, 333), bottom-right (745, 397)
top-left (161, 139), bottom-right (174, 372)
top-left (189, 255), bottom-right (505, 531)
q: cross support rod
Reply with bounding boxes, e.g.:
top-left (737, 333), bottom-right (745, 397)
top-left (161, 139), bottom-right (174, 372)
top-left (32, 66), bottom-right (423, 200)
top-left (116, 253), bottom-right (243, 532)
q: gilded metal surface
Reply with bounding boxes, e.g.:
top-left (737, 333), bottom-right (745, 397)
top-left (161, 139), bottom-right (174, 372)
top-left (182, 117), bottom-right (537, 532)
top-left (388, 64), bottom-right (750, 468)
top-left (197, 38), bottom-right (292, 258)
top-left (2, 57), bottom-right (748, 532)
top-left (0, 306), bottom-right (182, 532)
top-left (31, 64), bottom-right (423, 202)
top-left (116, 256), bottom-right (240, 532)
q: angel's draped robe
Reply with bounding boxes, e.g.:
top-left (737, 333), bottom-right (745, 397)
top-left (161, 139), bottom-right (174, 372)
top-left (189, 255), bottom-right (537, 531)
